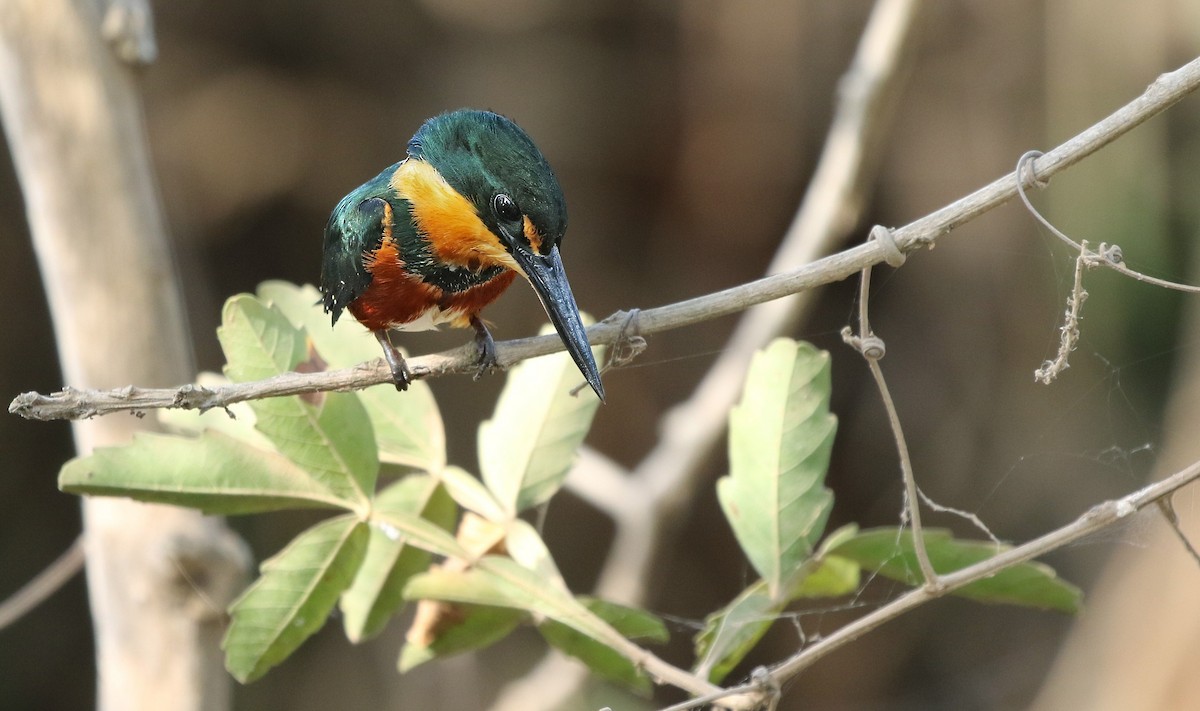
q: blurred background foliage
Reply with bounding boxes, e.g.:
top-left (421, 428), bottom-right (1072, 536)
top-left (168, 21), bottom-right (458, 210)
top-left (3, 1), bottom-right (1200, 709)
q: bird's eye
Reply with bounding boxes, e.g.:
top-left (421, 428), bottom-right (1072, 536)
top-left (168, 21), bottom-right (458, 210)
top-left (493, 193), bottom-right (521, 223)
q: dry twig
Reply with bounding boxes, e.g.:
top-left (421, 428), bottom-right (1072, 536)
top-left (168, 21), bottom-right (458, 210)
top-left (1034, 239), bottom-right (1091, 384)
top-left (12, 58), bottom-right (1200, 423)
top-left (0, 537), bottom-right (84, 630)
top-left (716, 457), bottom-right (1200, 706)
top-left (841, 248), bottom-right (939, 588)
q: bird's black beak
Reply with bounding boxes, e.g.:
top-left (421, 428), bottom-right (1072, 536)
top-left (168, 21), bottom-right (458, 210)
top-left (511, 245), bottom-right (605, 402)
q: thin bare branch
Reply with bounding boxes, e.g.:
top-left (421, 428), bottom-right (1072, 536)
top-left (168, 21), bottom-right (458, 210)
top-left (11, 57), bottom-right (1200, 423)
top-left (0, 537), bottom-right (84, 630)
top-left (657, 670), bottom-right (774, 711)
top-left (709, 457), bottom-right (1200, 706)
top-left (1016, 151), bottom-right (1200, 295)
top-left (916, 487), bottom-right (1000, 545)
top-left (841, 261), bottom-right (940, 587)
top-left (1155, 497), bottom-right (1200, 568)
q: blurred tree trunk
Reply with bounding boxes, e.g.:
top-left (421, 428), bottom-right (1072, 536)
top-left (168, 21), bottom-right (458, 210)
top-left (0, 1), bottom-right (248, 710)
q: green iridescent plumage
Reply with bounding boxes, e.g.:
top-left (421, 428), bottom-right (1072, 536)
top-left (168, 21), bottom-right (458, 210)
top-left (320, 110), bottom-right (569, 325)
top-left (317, 109), bottom-right (603, 400)
top-left (320, 167), bottom-right (397, 324)
top-left (411, 110), bottom-right (567, 251)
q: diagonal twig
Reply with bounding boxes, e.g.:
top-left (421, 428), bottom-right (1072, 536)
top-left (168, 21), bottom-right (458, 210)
top-left (1155, 497), bottom-right (1200, 568)
top-left (0, 537), bottom-right (85, 630)
top-left (11, 56), bottom-right (1200, 423)
top-left (710, 456), bottom-right (1200, 707)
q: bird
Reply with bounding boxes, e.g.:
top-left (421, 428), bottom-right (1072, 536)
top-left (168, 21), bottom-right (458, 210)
top-left (319, 109), bottom-right (604, 401)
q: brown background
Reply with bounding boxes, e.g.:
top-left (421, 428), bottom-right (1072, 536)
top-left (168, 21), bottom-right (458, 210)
top-left (3, 1), bottom-right (1199, 709)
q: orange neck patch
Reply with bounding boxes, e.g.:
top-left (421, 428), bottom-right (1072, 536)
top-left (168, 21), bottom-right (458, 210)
top-left (522, 216), bottom-right (544, 254)
top-left (391, 159), bottom-right (522, 275)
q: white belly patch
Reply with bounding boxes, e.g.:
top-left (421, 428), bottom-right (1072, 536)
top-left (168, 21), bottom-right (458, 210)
top-left (392, 305), bottom-right (461, 332)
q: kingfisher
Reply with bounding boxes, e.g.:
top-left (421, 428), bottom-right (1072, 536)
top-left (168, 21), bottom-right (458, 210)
top-left (320, 109), bottom-right (604, 401)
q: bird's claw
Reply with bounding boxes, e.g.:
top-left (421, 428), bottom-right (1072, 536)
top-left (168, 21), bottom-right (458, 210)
top-left (471, 315), bottom-right (498, 381)
top-left (374, 330), bottom-right (411, 391)
top-left (387, 359), bottom-right (412, 391)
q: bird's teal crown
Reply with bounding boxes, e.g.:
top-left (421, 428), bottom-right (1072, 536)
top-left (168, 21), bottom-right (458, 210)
top-left (407, 109), bottom-right (567, 255)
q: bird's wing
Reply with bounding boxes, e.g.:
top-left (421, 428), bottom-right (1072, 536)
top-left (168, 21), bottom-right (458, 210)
top-left (320, 194), bottom-right (390, 325)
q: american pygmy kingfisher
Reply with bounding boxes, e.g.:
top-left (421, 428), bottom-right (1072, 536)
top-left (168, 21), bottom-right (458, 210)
top-left (319, 109), bottom-right (605, 401)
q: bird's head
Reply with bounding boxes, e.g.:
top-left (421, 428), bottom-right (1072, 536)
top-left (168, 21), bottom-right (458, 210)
top-left (395, 109), bottom-right (603, 401)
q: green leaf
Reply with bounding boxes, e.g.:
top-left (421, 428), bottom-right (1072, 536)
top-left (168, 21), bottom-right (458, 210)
top-left (693, 523), bottom-right (864, 685)
top-left (438, 466), bottom-right (507, 522)
top-left (693, 548), bottom-right (860, 684)
top-left (788, 524), bottom-right (862, 599)
top-left (789, 555), bottom-right (860, 599)
top-left (218, 294), bottom-right (377, 511)
top-left (539, 599), bottom-right (667, 694)
top-left (504, 519), bottom-right (566, 588)
top-left (223, 516), bottom-right (369, 683)
top-left (818, 523), bottom-right (860, 554)
top-left (59, 431), bottom-right (352, 514)
top-left (399, 518), bottom-right (569, 612)
top-left (220, 294), bottom-right (307, 380)
top-left (256, 281), bottom-right (380, 368)
top-left (398, 605), bottom-right (524, 672)
top-left (259, 281), bottom-right (446, 471)
top-left (578, 598), bottom-right (668, 643)
top-left (830, 528), bottom-right (1083, 613)
top-left (369, 507), bottom-right (470, 561)
top-left (477, 322), bottom-right (604, 516)
top-left (718, 339), bottom-right (837, 599)
top-left (405, 556), bottom-right (630, 654)
top-left (360, 385), bottom-right (446, 472)
top-left (693, 581), bottom-right (779, 684)
top-left (404, 557), bottom-right (545, 610)
top-left (341, 475), bottom-right (456, 642)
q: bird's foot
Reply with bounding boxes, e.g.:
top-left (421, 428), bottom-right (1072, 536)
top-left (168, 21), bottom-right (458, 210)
top-left (374, 330), bottom-right (411, 391)
top-left (470, 315), bottom-right (498, 381)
